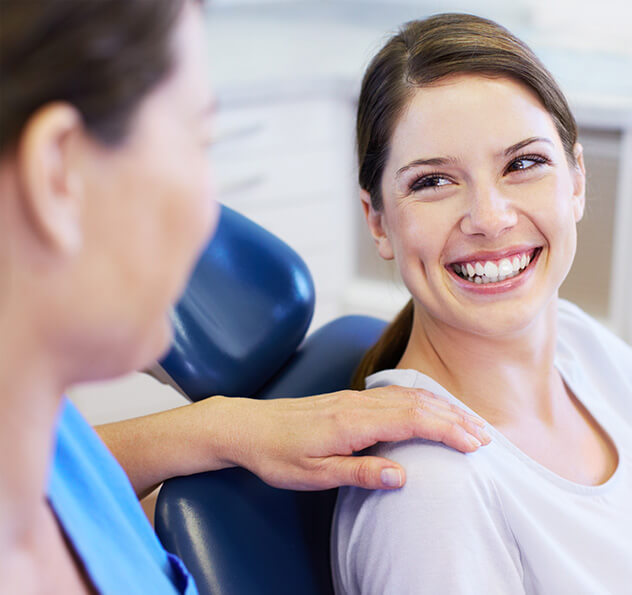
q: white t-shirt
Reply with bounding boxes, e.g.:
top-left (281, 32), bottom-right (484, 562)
top-left (332, 300), bottom-right (632, 595)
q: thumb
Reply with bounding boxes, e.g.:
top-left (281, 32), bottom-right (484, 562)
top-left (328, 455), bottom-right (407, 490)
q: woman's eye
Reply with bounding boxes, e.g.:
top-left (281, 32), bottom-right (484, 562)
top-left (410, 175), bottom-right (452, 192)
top-left (506, 154), bottom-right (549, 173)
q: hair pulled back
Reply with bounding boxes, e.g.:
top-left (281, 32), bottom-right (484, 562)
top-left (352, 13), bottom-right (578, 389)
top-left (0, 0), bottom-right (187, 153)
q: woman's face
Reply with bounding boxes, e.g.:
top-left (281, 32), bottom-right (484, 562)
top-left (75, 2), bottom-right (219, 373)
top-left (365, 74), bottom-right (585, 338)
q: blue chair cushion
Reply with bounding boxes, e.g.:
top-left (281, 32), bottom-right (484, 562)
top-left (159, 205), bottom-right (315, 401)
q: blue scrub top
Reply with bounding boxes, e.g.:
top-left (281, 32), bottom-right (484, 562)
top-left (48, 398), bottom-right (198, 594)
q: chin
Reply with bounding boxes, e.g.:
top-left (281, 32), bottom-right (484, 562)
top-left (148, 316), bottom-right (174, 363)
top-left (126, 315), bottom-right (174, 374)
top-left (461, 300), bottom-right (552, 338)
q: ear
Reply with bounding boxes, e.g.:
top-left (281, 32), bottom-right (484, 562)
top-left (17, 102), bottom-right (85, 256)
top-left (360, 189), bottom-right (394, 260)
top-left (570, 143), bottom-right (586, 223)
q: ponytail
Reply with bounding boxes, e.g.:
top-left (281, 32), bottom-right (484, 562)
top-left (351, 299), bottom-right (414, 390)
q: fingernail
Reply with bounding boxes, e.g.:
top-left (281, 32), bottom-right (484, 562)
top-left (478, 428), bottom-right (492, 443)
top-left (468, 435), bottom-right (482, 449)
top-left (381, 468), bottom-right (403, 488)
top-left (469, 416), bottom-right (486, 427)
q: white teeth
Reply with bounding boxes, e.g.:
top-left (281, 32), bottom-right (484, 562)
top-left (484, 261), bottom-right (498, 279)
top-left (498, 258), bottom-right (513, 277)
top-left (452, 249), bottom-right (536, 285)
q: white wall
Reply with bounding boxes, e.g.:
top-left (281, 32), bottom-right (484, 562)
top-left (69, 373), bottom-right (189, 425)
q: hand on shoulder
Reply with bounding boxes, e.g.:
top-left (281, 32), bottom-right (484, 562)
top-left (213, 385), bottom-right (490, 491)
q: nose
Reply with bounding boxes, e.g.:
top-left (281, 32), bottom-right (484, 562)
top-left (460, 183), bottom-right (518, 238)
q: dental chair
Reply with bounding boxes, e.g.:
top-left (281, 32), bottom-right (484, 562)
top-left (154, 205), bottom-right (386, 595)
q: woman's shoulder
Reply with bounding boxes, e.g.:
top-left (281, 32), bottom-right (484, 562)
top-left (335, 434), bottom-right (502, 532)
top-left (340, 421), bottom-right (500, 526)
top-left (556, 299), bottom-right (632, 387)
top-left (556, 299), bottom-right (632, 424)
top-left (556, 298), bottom-right (631, 357)
top-left (333, 434), bottom-right (513, 592)
top-left (364, 367), bottom-right (497, 494)
top-left (372, 435), bottom-right (496, 503)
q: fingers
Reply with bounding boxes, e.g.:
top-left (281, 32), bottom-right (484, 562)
top-left (342, 386), bottom-right (491, 454)
top-left (327, 455), bottom-right (407, 490)
top-left (365, 385), bottom-right (485, 429)
top-left (406, 394), bottom-right (492, 450)
top-left (432, 420), bottom-right (488, 453)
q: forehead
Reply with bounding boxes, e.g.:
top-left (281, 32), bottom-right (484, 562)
top-left (388, 74), bottom-right (560, 162)
top-left (123, 2), bottom-right (211, 142)
top-left (164, 3), bottom-right (210, 99)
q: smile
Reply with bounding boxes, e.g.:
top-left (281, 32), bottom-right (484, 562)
top-left (450, 248), bottom-right (540, 284)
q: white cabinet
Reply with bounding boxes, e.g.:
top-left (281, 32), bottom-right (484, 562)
top-left (212, 94), bottom-right (358, 332)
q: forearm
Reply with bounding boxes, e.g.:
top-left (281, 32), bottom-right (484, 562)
top-left (95, 396), bottom-right (240, 499)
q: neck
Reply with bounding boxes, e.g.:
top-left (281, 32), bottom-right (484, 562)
top-left (399, 297), bottom-right (563, 427)
top-left (0, 310), bottom-right (67, 555)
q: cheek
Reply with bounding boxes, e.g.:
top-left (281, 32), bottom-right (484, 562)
top-left (390, 204), bottom-right (451, 265)
top-left (533, 176), bottom-right (578, 244)
top-left (161, 151), bottom-right (216, 253)
top-left (522, 175), bottom-right (579, 281)
top-left (388, 214), bottom-right (442, 290)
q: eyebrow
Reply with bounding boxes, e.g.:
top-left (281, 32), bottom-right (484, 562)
top-left (503, 136), bottom-right (554, 156)
top-left (395, 136), bottom-right (554, 179)
top-left (395, 156), bottom-right (459, 179)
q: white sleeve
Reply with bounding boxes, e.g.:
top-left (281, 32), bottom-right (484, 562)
top-left (332, 440), bottom-right (525, 595)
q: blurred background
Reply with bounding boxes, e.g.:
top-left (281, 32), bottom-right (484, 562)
top-left (71, 0), bottom-right (632, 424)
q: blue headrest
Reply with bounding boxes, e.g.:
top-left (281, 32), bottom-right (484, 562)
top-left (159, 205), bottom-right (315, 401)
top-left (257, 315), bottom-right (388, 399)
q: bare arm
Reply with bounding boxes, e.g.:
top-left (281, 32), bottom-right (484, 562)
top-left (96, 386), bottom-right (490, 499)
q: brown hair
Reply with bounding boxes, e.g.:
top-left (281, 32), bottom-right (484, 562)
top-left (0, 0), bottom-right (188, 153)
top-left (352, 13), bottom-right (578, 389)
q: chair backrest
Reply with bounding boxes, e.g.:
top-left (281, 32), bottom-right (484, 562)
top-left (160, 204), bottom-right (315, 401)
top-left (154, 205), bottom-right (385, 595)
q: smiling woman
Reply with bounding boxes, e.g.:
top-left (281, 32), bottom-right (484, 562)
top-left (366, 74), bottom-right (584, 342)
top-left (333, 13), bottom-right (632, 595)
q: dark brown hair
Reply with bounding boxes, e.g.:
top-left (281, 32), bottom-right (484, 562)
top-left (352, 13), bottom-right (578, 389)
top-left (0, 0), bottom-right (188, 153)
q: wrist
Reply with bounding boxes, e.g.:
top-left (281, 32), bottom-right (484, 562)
top-left (185, 395), bottom-right (257, 474)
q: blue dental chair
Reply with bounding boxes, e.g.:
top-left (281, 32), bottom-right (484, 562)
top-left (154, 205), bottom-right (386, 595)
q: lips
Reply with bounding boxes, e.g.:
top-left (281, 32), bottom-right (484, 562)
top-left (450, 248), bottom-right (540, 284)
